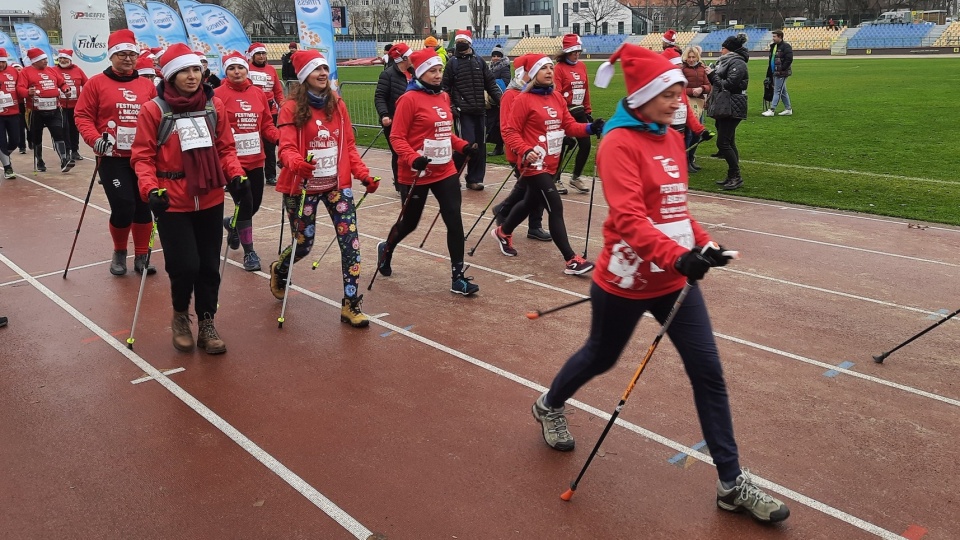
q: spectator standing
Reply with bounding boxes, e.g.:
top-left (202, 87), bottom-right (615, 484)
top-left (281, 42), bottom-right (298, 82)
top-left (706, 34), bottom-right (749, 191)
top-left (441, 29), bottom-right (502, 191)
top-left (485, 45), bottom-right (510, 156)
top-left (762, 30), bottom-right (793, 117)
top-left (199, 55), bottom-right (220, 89)
top-left (374, 42), bottom-right (412, 193)
top-left (681, 45), bottom-right (711, 172)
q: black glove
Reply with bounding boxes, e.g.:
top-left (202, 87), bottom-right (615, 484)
top-left (147, 189), bottom-right (169, 214)
top-left (585, 113), bottom-right (594, 123)
top-left (674, 250), bottom-right (712, 281)
top-left (228, 175), bottom-right (253, 208)
top-left (462, 143), bottom-right (479, 160)
top-left (700, 243), bottom-right (733, 267)
top-left (412, 156), bottom-right (432, 171)
top-left (699, 130), bottom-right (715, 141)
top-left (588, 118), bottom-right (605, 138)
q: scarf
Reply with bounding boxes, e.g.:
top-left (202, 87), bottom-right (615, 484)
top-left (527, 83), bottom-right (553, 95)
top-left (602, 99), bottom-right (667, 137)
top-left (104, 67), bottom-right (138, 82)
top-left (306, 90), bottom-right (327, 109)
top-left (408, 78), bottom-right (442, 94)
top-left (158, 79), bottom-right (228, 197)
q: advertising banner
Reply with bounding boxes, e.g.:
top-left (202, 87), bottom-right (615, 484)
top-left (145, 1), bottom-right (190, 49)
top-left (294, 0), bottom-right (340, 81)
top-left (60, 0), bottom-right (112, 74)
top-left (0, 31), bottom-right (15, 61)
top-left (194, 4), bottom-right (251, 61)
top-left (123, 3), bottom-right (161, 50)
top-left (178, 0), bottom-right (223, 76)
top-left (13, 24), bottom-right (56, 67)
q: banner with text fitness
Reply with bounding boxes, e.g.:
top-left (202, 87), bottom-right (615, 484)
top-left (60, 0), bottom-right (112, 73)
top-left (177, 0), bottom-right (223, 77)
top-left (194, 4), bottom-right (251, 62)
top-left (123, 3), bottom-right (160, 50)
top-left (13, 23), bottom-right (55, 67)
top-left (294, 0), bottom-right (339, 81)
top-left (145, 1), bottom-right (190, 49)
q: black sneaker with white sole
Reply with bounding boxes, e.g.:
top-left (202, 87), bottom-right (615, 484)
top-left (60, 157), bottom-right (76, 173)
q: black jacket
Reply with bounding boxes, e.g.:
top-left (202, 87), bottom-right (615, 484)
top-left (281, 51), bottom-right (296, 81)
top-left (441, 48), bottom-right (502, 116)
top-left (374, 64), bottom-right (410, 121)
top-left (766, 40), bottom-right (793, 79)
top-left (707, 48), bottom-right (750, 120)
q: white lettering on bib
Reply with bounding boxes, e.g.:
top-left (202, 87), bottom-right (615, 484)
top-left (422, 138), bottom-right (452, 165)
top-left (116, 125), bottom-right (136, 151)
top-left (572, 88), bottom-right (585, 106)
top-left (546, 130), bottom-right (565, 156)
top-left (234, 131), bottom-right (261, 156)
top-left (35, 97), bottom-right (57, 110)
top-left (175, 117), bottom-right (213, 151)
top-left (672, 103), bottom-right (687, 126)
top-left (0, 91), bottom-right (13, 109)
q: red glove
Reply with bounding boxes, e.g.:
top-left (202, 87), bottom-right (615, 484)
top-left (291, 160), bottom-right (314, 179)
top-left (361, 176), bottom-right (380, 194)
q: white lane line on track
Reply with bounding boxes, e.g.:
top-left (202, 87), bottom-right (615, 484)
top-left (14, 173), bottom-right (110, 213)
top-left (733, 158), bottom-right (957, 186)
top-left (0, 254), bottom-right (375, 540)
top-left (235, 265), bottom-right (903, 540)
top-left (131, 367), bottom-right (185, 385)
top-left (0, 251), bottom-right (169, 288)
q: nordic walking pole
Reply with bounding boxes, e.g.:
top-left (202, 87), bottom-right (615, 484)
top-left (418, 211), bottom-right (441, 248)
top-left (468, 164), bottom-right (528, 257)
top-left (367, 167), bottom-right (426, 292)
top-left (63, 133), bottom-right (109, 278)
top-left (220, 204), bottom-right (241, 277)
top-left (359, 128), bottom-right (383, 159)
top-left (561, 279), bottom-right (694, 502)
top-left (277, 205), bottom-right (285, 255)
top-left (873, 306), bottom-right (960, 364)
top-left (526, 297), bottom-right (590, 320)
top-left (311, 179), bottom-right (379, 270)
top-left (582, 146), bottom-right (600, 258)
top-left (463, 165), bottom-right (517, 242)
top-left (126, 208), bottom-right (161, 350)
top-left (278, 181), bottom-right (308, 329)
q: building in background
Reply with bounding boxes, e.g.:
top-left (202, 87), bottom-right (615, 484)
top-left (0, 10), bottom-right (38, 37)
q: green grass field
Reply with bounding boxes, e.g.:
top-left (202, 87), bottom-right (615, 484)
top-left (336, 57), bottom-right (960, 225)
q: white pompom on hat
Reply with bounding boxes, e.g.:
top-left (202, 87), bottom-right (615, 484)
top-left (595, 44), bottom-right (687, 109)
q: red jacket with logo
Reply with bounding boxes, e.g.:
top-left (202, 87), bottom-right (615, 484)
top-left (0, 66), bottom-right (18, 116)
top-left (214, 79), bottom-right (279, 170)
top-left (17, 66), bottom-right (69, 111)
top-left (593, 127), bottom-right (712, 300)
top-left (389, 88), bottom-right (469, 186)
top-left (74, 70), bottom-right (157, 158)
top-left (553, 60), bottom-right (592, 114)
top-left (248, 63), bottom-right (284, 115)
top-left (131, 91), bottom-right (244, 213)
top-left (275, 96), bottom-right (369, 195)
top-left (501, 89), bottom-right (589, 178)
top-left (54, 64), bottom-right (88, 108)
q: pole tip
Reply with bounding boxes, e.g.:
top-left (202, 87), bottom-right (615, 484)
top-left (526, 311), bottom-right (540, 320)
top-left (872, 353), bottom-right (886, 364)
top-left (560, 488), bottom-right (575, 501)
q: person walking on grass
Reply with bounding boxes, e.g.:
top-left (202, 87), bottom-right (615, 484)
top-left (494, 54), bottom-right (602, 276)
top-left (379, 48), bottom-right (481, 296)
top-left (131, 43), bottom-right (246, 354)
top-left (271, 50), bottom-right (378, 327)
top-left (762, 30), bottom-right (793, 117)
top-left (74, 30), bottom-right (159, 277)
top-left (214, 51), bottom-right (280, 272)
top-left (681, 45), bottom-right (711, 172)
top-left (661, 49), bottom-right (714, 174)
top-left (532, 44), bottom-right (790, 524)
top-left (706, 34), bottom-right (749, 191)
top-left (553, 34), bottom-right (596, 194)
top-left (485, 44), bottom-right (510, 157)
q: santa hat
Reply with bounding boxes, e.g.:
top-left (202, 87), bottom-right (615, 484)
top-left (108, 29), bottom-right (139, 58)
top-left (136, 55), bottom-right (156, 76)
top-left (292, 49), bottom-right (328, 84)
top-left (561, 34), bottom-right (582, 54)
top-left (518, 54), bottom-right (552, 81)
top-left (159, 43), bottom-right (202, 81)
top-left (661, 48), bottom-right (683, 66)
top-left (0, 48), bottom-right (9, 62)
top-left (595, 44), bottom-right (686, 109)
top-left (409, 48), bottom-right (442, 79)
top-left (246, 42), bottom-right (267, 58)
top-left (27, 48), bottom-right (47, 63)
top-left (662, 29), bottom-right (678, 46)
top-left (454, 29), bottom-right (472, 44)
top-left (512, 53), bottom-right (535, 81)
top-left (222, 51), bottom-right (248, 71)
top-left (423, 36), bottom-right (439, 48)
top-left (388, 43), bottom-right (411, 61)
top-left (57, 49), bottom-right (74, 60)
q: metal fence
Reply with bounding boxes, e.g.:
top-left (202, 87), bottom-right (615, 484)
top-left (338, 81), bottom-right (380, 130)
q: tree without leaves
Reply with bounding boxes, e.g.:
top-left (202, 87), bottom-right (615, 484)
top-left (469, 0), bottom-right (490, 37)
top-left (37, 0), bottom-right (61, 35)
top-left (573, 0), bottom-right (625, 34)
top-left (401, 0), bottom-right (431, 36)
top-left (232, 0), bottom-right (296, 35)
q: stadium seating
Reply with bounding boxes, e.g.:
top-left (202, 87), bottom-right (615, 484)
top-left (933, 21), bottom-right (960, 46)
top-left (637, 31), bottom-right (697, 50)
top-left (781, 26), bottom-right (847, 50)
top-left (697, 28), bottom-right (770, 52)
top-left (336, 40), bottom-right (379, 60)
top-left (846, 23), bottom-right (936, 49)
top-left (265, 43), bottom-right (287, 62)
top-left (394, 39), bottom-right (426, 51)
top-left (508, 36), bottom-right (563, 56)
top-left (578, 34), bottom-right (629, 54)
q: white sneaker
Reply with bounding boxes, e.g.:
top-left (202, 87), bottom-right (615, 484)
top-left (761, 109), bottom-right (775, 117)
top-left (778, 109), bottom-right (793, 116)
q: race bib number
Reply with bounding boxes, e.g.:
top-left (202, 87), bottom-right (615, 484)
top-left (546, 130), bottom-right (565, 156)
top-left (175, 117), bottom-right (213, 151)
top-left (649, 219), bottom-right (694, 273)
top-left (306, 145), bottom-right (338, 192)
top-left (234, 131), bottom-right (261, 157)
top-left (68, 86), bottom-right (78, 99)
top-left (249, 71), bottom-right (268, 88)
top-left (422, 138), bottom-right (452, 165)
top-left (0, 91), bottom-right (13, 109)
top-left (35, 97), bottom-right (57, 110)
top-left (672, 103), bottom-right (687, 126)
top-left (116, 125), bottom-right (136, 151)
top-left (572, 88), bottom-right (585, 106)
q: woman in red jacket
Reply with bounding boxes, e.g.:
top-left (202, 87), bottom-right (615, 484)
top-left (75, 29), bottom-right (158, 276)
top-left (131, 43), bottom-right (245, 355)
top-left (552, 34), bottom-right (594, 194)
top-left (272, 49), bottom-right (377, 327)
top-left (214, 51), bottom-right (279, 272)
top-left (495, 54), bottom-right (601, 275)
top-left (380, 48), bottom-right (479, 296)
top-left (531, 44), bottom-right (789, 524)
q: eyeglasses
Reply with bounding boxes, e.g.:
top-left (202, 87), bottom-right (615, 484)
top-left (114, 52), bottom-right (138, 59)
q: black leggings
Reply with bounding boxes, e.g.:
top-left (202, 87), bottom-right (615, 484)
top-left (0, 114), bottom-right (18, 156)
top-left (502, 173), bottom-right (575, 261)
top-left (28, 109), bottom-right (66, 161)
top-left (556, 107), bottom-right (591, 179)
top-left (389, 174), bottom-right (465, 264)
top-left (156, 204), bottom-right (224, 317)
top-left (494, 166), bottom-right (544, 230)
top-left (714, 117), bottom-right (741, 178)
top-left (62, 107), bottom-right (80, 152)
top-left (225, 166), bottom-right (265, 221)
top-left (99, 157), bottom-right (152, 228)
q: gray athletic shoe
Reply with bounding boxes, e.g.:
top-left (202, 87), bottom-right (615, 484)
top-left (110, 250), bottom-right (127, 276)
top-left (569, 176), bottom-right (589, 193)
top-left (532, 393), bottom-right (575, 451)
top-left (716, 469), bottom-right (790, 523)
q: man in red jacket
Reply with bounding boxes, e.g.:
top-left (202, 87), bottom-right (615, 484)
top-left (0, 48), bottom-right (19, 178)
top-left (17, 47), bottom-right (73, 172)
top-left (53, 49), bottom-right (88, 161)
top-left (246, 42), bottom-right (284, 185)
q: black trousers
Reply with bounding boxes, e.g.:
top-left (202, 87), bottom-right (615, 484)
top-left (263, 113), bottom-right (279, 181)
top-left (225, 166), bottom-right (264, 221)
top-left (0, 114), bottom-right (18, 156)
top-left (157, 204), bottom-right (224, 317)
top-left (714, 117), bottom-right (742, 179)
top-left (390, 174), bottom-right (465, 265)
top-left (494, 166), bottom-right (544, 230)
top-left (453, 113), bottom-right (486, 185)
top-left (556, 107), bottom-right (591, 180)
top-left (28, 109), bottom-right (66, 161)
top-left (62, 107), bottom-right (80, 152)
top-left (501, 173), bottom-right (575, 261)
top-left (383, 124), bottom-right (399, 188)
top-left (99, 157), bottom-right (152, 228)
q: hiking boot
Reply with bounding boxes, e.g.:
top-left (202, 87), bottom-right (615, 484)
top-left (377, 241), bottom-right (393, 277)
top-left (243, 251), bottom-right (261, 272)
top-left (526, 227), bottom-right (552, 242)
top-left (269, 261), bottom-right (287, 300)
top-left (340, 295), bottom-right (370, 327)
top-left (564, 255), bottom-right (594, 275)
top-left (35, 160), bottom-right (46, 172)
top-left (778, 109), bottom-right (793, 116)
top-left (569, 176), bottom-right (589, 193)
top-left (451, 272), bottom-right (480, 296)
top-left (133, 254), bottom-right (156, 275)
top-left (71, 151), bottom-right (84, 161)
top-left (761, 109), bottom-right (775, 117)
top-left (532, 393), bottom-right (575, 451)
top-left (492, 203), bottom-right (505, 226)
top-left (3, 165), bottom-right (14, 179)
top-left (171, 311), bottom-right (194, 352)
top-left (223, 217), bottom-right (240, 250)
top-left (466, 182), bottom-right (484, 191)
top-left (722, 177), bottom-right (743, 191)
top-left (197, 317), bottom-right (226, 354)
top-left (110, 250), bottom-right (127, 276)
top-left (716, 469), bottom-right (791, 523)
top-left (554, 179), bottom-right (568, 195)
top-left (60, 156), bottom-right (76, 173)
top-left (492, 226), bottom-right (517, 257)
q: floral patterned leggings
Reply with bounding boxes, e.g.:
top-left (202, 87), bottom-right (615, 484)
top-left (277, 188), bottom-right (361, 298)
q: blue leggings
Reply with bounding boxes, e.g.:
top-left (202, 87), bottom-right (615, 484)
top-left (546, 281), bottom-right (742, 482)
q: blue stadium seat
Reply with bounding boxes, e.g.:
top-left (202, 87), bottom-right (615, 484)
top-left (847, 23), bottom-right (934, 48)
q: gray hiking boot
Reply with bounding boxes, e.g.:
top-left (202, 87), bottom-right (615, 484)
top-left (110, 250), bottom-right (127, 276)
top-left (532, 392), bottom-right (575, 451)
top-left (569, 176), bottom-right (589, 193)
top-left (716, 469), bottom-right (790, 523)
